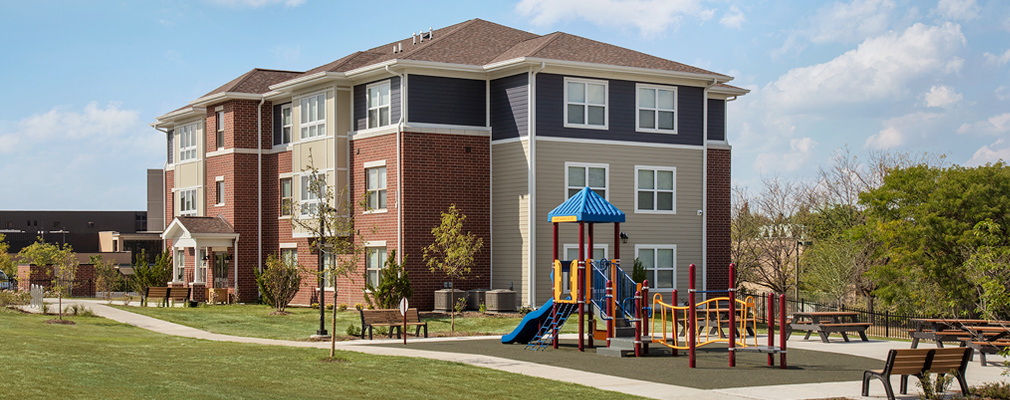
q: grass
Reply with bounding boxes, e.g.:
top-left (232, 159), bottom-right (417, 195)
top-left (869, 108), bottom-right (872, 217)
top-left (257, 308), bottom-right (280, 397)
top-left (0, 307), bottom-right (644, 399)
top-left (109, 304), bottom-right (577, 341)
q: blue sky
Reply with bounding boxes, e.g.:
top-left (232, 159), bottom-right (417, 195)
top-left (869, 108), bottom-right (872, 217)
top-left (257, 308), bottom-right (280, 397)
top-left (1, 0), bottom-right (1008, 210)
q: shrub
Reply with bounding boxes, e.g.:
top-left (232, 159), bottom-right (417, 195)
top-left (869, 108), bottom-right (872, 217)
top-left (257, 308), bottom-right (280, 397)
top-left (326, 304), bottom-right (334, 310)
top-left (345, 324), bottom-right (361, 337)
top-left (337, 303), bottom-right (348, 312)
top-left (632, 258), bottom-right (647, 284)
top-left (255, 253), bottom-right (302, 313)
top-left (354, 303), bottom-right (364, 311)
top-left (131, 249), bottom-right (172, 306)
top-left (63, 304), bottom-right (94, 317)
top-left (973, 382), bottom-right (1010, 399)
top-left (0, 289), bottom-right (30, 306)
top-left (364, 250), bottom-right (413, 309)
top-left (478, 302), bottom-right (487, 314)
top-left (916, 370), bottom-right (955, 400)
top-left (311, 303), bottom-right (319, 309)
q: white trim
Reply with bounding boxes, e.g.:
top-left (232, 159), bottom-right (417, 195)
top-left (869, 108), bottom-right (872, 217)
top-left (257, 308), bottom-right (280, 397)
top-left (635, 83), bottom-right (678, 134)
top-left (634, 244), bottom-right (677, 290)
top-left (633, 165), bottom-right (677, 214)
top-left (350, 125), bottom-right (398, 140)
top-left (279, 242), bottom-right (298, 249)
top-left (564, 162), bottom-right (610, 200)
top-left (214, 180), bottom-right (225, 207)
top-left (178, 187), bottom-right (198, 216)
top-left (279, 103), bottom-right (293, 145)
top-left (297, 90), bottom-right (328, 141)
top-left (177, 122), bottom-right (199, 162)
top-left (363, 160), bottom-right (386, 169)
top-left (563, 77), bottom-right (609, 130)
top-left (536, 136), bottom-right (702, 150)
top-left (490, 136), bottom-right (526, 145)
top-left (707, 141), bottom-right (731, 150)
top-left (364, 240), bottom-right (386, 247)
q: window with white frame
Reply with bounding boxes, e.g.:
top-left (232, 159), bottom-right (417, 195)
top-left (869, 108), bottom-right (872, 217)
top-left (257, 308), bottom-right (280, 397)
top-left (179, 188), bottom-right (197, 216)
top-left (216, 111), bottom-right (225, 149)
top-left (300, 93), bottom-right (326, 140)
top-left (174, 249), bottom-right (186, 282)
top-left (300, 173), bottom-right (323, 218)
top-left (196, 248), bottom-right (207, 283)
top-left (565, 78), bottom-right (607, 128)
top-left (280, 178), bottom-right (292, 216)
top-left (367, 81), bottom-right (390, 129)
top-left (636, 245), bottom-right (676, 289)
top-left (563, 244), bottom-right (608, 261)
top-left (366, 247), bottom-right (387, 287)
top-left (280, 248), bottom-right (298, 265)
top-left (566, 163), bottom-right (608, 199)
top-left (178, 123), bottom-right (198, 162)
top-left (635, 166), bottom-right (676, 213)
top-left (215, 180), bottom-right (225, 206)
top-left (280, 104), bottom-right (292, 144)
top-left (637, 84), bottom-right (677, 133)
top-left (366, 166), bottom-right (386, 210)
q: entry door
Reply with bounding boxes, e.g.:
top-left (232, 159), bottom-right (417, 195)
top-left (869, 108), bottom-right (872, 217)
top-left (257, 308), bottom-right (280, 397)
top-left (214, 254), bottom-right (228, 288)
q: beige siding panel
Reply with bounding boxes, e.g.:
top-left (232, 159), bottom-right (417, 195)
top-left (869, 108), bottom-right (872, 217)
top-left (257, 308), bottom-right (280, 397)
top-left (491, 140), bottom-right (530, 304)
top-left (534, 139), bottom-right (704, 305)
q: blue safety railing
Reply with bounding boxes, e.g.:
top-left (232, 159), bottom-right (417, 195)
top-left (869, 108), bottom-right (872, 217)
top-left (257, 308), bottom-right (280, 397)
top-left (590, 259), bottom-right (638, 323)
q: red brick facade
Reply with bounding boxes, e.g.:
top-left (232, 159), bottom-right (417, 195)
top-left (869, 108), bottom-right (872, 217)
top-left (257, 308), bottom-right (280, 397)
top-left (706, 147), bottom-right (732, 292)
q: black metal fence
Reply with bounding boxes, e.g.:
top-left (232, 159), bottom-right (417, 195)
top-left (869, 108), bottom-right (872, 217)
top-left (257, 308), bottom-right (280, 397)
top-left (23, 278), bottom-right (96, 298)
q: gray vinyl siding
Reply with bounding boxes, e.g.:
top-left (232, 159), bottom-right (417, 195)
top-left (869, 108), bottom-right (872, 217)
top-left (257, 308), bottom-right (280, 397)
top-left (166, 129), bottom-right (174, 164)
top-left (535, 73), bottom-right (704, 146)
top-left (532, 140), bottom-right (704, 305)
top-left (491, 74), bottom-right (528, 140)
top-left (408, 75), bottom-right (486, 127)
top-left (491, 140), bottom-right (530, 304)
top-left (708, 99), bottom-right (725, 142)
top-left (353, 76), bottom-right (401, 131)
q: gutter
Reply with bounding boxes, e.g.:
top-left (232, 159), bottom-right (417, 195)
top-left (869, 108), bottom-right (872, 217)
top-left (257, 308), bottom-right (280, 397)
top-left (528, 62), bottom-right (545, 308)
top-left (385, 65), bottom-right (406, 265)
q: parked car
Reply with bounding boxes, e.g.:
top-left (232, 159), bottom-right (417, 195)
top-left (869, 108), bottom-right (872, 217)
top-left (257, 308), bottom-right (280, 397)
top-left (0, 270), bottom-right (14, 290)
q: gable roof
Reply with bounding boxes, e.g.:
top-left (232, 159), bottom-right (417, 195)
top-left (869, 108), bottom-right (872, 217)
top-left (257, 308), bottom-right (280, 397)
top-left (547, 187), bottom-right (626, 223)
top-left (201, 68), bottom-right (303, 97)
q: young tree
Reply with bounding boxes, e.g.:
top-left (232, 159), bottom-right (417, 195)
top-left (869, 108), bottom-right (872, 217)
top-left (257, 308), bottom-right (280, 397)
top-left (18, 238), bottom-right (78, 319)
top-left (0, 233), bottom-right (13, 278)
top-left (91, 255), bottom-right (124, 302)
top-left (255, 253), bottom-right (302, 313)
top-left (423, 204), bottom-right (483, 331)
top-left (130, 249), bottom-right (172, 306)
top-left (364, 250), bottom-right (413, 309)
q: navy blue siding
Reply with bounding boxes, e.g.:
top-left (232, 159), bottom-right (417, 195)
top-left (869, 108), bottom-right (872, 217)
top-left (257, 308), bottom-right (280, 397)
top-left (535, 73), bottom-right (704, 146)
top-left (707, 99), bottom-right (725, 142)
top-left (354, 76), bottom-right (401, 131)
top-left (491, 74), bottom-right (528, 140)
top-left (408, 75), bottom-right (486, 127)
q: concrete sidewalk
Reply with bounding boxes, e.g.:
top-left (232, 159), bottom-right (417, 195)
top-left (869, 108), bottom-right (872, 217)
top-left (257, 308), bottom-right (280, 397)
top-left (38, 299), bottom-right (1009, 400)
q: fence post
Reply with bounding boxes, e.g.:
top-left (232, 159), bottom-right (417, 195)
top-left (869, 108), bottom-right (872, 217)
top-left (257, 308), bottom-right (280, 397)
top-left (885, 310), bottom-right (890, 338)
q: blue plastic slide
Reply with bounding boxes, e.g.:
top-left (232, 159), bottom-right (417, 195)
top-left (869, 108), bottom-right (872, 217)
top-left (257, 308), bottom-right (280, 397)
top-left (501, 298), bottom-right (556, 344)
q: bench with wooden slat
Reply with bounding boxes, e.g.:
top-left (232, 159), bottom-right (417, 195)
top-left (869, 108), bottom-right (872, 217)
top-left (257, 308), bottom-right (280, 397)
top-left (145, 287), bottom-right (171, 307)
top-left (359, 308), bottom-right (428, 340)
top-left (862, 347), bottom-right (972, 400)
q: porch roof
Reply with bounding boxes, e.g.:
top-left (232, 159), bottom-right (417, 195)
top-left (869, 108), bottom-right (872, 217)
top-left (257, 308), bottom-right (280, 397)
top-left (162, 216), bottom-right (238, 249)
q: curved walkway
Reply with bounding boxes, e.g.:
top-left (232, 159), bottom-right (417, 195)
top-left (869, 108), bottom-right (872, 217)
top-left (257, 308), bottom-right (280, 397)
top-left (47, 299), bottom-right (1008, 400)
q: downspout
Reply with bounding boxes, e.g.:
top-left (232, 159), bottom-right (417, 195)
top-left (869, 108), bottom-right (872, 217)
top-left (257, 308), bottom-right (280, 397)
top-left (258, 96), bottom-right (265, 274)
top-left (385, 65), bottom-right (405, 264)
top-left (528, 62), bottom-right (545, 308)
top-left (702, 78), bottom-right (719, 294)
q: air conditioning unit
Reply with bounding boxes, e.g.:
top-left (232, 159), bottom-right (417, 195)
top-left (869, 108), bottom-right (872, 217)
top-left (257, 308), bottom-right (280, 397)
top-left (485, 289), bottom-right (516, 313)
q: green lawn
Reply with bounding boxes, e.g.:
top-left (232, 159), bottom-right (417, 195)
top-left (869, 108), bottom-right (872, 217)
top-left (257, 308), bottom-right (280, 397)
top-left (0, 308), bottom-right (642, 399)
top-left (109, 304), bottom-right (577, 341)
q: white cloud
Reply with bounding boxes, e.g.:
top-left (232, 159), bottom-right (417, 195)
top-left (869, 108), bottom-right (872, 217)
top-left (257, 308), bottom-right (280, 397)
top-left (934, 0), bottom-right (979, 21)
top-left (1, 102), bottom-right (140, 152)
top-left (984, 49), bottom-right (1010, 66)
top-left (863, 112), bottom-right (941, 150)
top-left (957, 113), bottom-right (1010, 135)
top-left (865, 127), bottom-right (904, 149)
top-left (754, 137), bottom-right (817, 174)
top-left (808, 0), bottom-right (897, 44)
top-left (965, 139), bottom-right (1010, 166)
top-left (923, 85), bottom-right (962, 108)
top-left (719, 5), bottom-right (745, 29)
top-left (515, 0), bottom-right (714, 36)
top-left (207, 0), bottom-right (304, 8)
top-left (996, 86), bottom-right (1010, 101)
top-left (763, 22), bottom-right (966, 113)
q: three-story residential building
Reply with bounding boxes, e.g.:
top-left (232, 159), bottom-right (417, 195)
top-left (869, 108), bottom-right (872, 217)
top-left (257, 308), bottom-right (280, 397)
top-left (152, 19), bottom-right (747, 310)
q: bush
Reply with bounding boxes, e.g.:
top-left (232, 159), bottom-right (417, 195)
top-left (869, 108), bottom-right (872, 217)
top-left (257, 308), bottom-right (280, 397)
top-left (131, 249), bottom-right (172, 306)
top-left (326, 304), bottom-right (334, 310)
top-left (311, 303), bottom-right (319, 309)
top-left (0, 290), bottom-right (30, 306)
top-left (631, 258), bottom-right (647, 284)
top-left (973, 382), bottom-right (1010, 399)
top-left (63, 304), bottom-right (94, 317)
top-left (345, 324), bottom-right (361, 337)
top-left (337, 303), bottom-right (348, 312)
top-left (364, 250), bottom-right (413, 309)
top-left (255, 253), bottom-right (302, 313)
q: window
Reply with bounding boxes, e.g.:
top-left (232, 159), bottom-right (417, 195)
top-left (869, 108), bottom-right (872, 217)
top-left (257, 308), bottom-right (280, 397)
top-left (280, 178), bottom-right (292, 216)
top-left (366, 166), bottom-right (387, 210)
top-left (636, 245), bottom-right (676, 289)
top-left (566, 163), bottom-right (608, 199)
top-left (366, 247), bottom-right (387, 287)
top-left (215, 180), bottom-right (225, 205)
top-left (323, 251), bottom-right (336, 289)
top-left (564, 78), bottom-right (607, 128)
top-left (300, 173), bottom-right (323, 217)
top-left (635, 166), bottom-right (676, 213)
top-left (563, 245), bottom-right (608, 261)
top-left (637, 84), bottom-right (677, 133)
top-left (196, 248), bottom-right (207, 283)
top-left (178, 123), bottom-right (197, 162)
top-left (280, 248), bottom-right (297, 265)
top-left (367, 81), bottom-right (390, 129)
top-left (216, 111), bottom-right (224, 149)
top-left (174, 249), bottom-right (186, 282)
top-left (300, 93), bottom-right (326, 139)
top-left (179, 188), bottom-right (197, 216)
top-left (280, 104), bottom-right (292, 144)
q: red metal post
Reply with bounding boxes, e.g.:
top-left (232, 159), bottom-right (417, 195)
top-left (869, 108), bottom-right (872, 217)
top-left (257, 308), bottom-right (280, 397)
top-left (728, 263), bottom-right (736, 367)
top-left (634, 289), bottom-right (642, 357)
top-left (587, 225), bottom-right (594, 350)
top-left (780, 294), bottom-right (787, 369)
top-left (688, 263), bottom-right (696, 368)
top-left (768, 292), bottom-right (774, 366)
top-left (578, 222), bottom-right (585, 352)
top-left (672, 288), bottom-right (678, 357)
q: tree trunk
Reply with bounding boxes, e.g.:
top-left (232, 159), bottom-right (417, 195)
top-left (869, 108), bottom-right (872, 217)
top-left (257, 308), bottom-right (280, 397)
top-left (450, 279), bottom-right (455, 332)
top-left (330, 289), bottom-right (337, 357)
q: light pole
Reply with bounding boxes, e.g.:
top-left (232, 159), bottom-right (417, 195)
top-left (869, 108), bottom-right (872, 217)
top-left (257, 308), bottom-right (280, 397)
top-left (795, 240), bottom-right (812, 300)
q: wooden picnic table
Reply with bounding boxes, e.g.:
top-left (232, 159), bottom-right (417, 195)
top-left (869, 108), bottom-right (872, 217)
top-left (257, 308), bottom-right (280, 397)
top-left (790, 311), bottom-right (872, 343)
top-left (909, 318), bottom-right (989, 348)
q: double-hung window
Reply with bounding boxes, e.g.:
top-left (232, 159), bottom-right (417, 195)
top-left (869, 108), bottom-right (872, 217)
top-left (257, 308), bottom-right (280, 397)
top-left (174, 249), bottom-right (186, 282)
top-left (279, 178), bottom-right (293, 216)
top-left (300, 93), bottom-right (326, 140)
top-left (366, 247), bottom-right (387, 287)
top-left (565, 78), bottom-right (607, 128)
top-left (635, 166), bottom-right (676, 213)
top-left (178, 123), bottom-right (197, 162)
top-left (215, 179), bottom-right (225, 206)
top-left (196, 248), bottom-right (207, 283)
top-left (300, 173), bottom-right (323, 218)
top-left (566, 162), bottom-right (608, 199)
top-left (215, 111), bottom-right (225, 149)
top-left (637, 84), bottom-right (677, 133)
top-left (367, 81), bottom-right (390, 129)
top-left (636, 245), bottom-right (676, 289)
top-left (280, 104), bottom-right (292, 144)
top-left (366, 166), bottom-right (387, 210)
top-left (280, 248), bottom-right (298, 265)
top-left (179, 188), bottom-right (197, 216)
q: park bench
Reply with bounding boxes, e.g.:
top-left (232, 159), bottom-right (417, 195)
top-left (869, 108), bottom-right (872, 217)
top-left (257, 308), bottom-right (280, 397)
top-left (961, 339), bottom-right (1010, 366)
top-left (145, 286), bottom-right (192, 307)
top-left (862, 347), bottom-right (972, 400)
top-left (359, 308), bottom-right (428, 340)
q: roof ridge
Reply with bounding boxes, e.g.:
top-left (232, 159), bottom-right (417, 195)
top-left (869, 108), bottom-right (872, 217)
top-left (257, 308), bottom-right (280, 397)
top-left (391, 18), bottom-right (480, 60)
top-left (526, 32), bottom-right (563, 57)
top-left (251, 68), bottom-right (304, 74)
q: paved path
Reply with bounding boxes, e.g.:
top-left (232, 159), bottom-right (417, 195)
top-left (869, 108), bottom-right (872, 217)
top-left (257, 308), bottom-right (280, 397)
top-left (38, 299), bottom-right (1009, 400)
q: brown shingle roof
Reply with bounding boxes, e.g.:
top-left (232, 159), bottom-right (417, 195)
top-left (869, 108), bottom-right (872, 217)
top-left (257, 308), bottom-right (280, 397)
top-left (201, 68), bottom-right (303, 97)
top-left (176, 216), bottom-right (235, 234)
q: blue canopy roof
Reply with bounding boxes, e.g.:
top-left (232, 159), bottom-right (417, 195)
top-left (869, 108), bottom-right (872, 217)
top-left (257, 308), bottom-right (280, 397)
top-left (547, 187), bottom-right (626, 223)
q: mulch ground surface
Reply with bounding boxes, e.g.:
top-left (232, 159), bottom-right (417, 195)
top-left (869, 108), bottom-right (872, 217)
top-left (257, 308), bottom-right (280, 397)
top-left (373, 338), bottom-right (880, 390)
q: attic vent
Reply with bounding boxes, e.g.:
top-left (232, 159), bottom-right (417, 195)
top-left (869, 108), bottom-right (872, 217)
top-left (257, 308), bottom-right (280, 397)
top-left (413, 28), bottom-right (433, 44)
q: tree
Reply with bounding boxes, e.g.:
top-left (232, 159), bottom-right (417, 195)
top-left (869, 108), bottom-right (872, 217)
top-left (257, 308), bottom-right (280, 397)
top-left (0, 233), bottom-right (13, 278)
top-left (17, 238), bottom-right (78, 319)
top-left (801, 240), bottom-right (858, 306)
top-left (91, 255), bottom-right (124, 302)
top-left (964, 220), bottom-right (1010, 321)
top-left (731, 179), bottom-right (807, 294)
top-left (130, 249), bottom-right (172, 306)
top-left (256, 253), bottom-right (302, 313)
top-left (423, 204), bottom-right (483, 331)
top-left (364, 250), bottom-right (413, 309)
